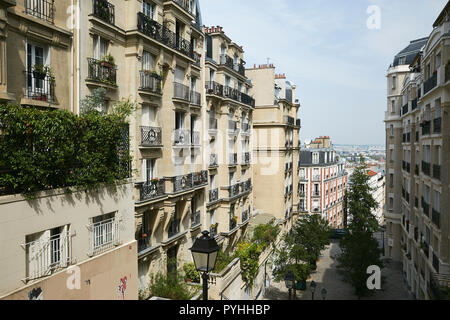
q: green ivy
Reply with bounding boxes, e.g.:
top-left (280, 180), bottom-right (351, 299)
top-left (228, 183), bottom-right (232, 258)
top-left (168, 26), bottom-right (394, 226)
top-left (236, 242), bottom-right (263, 287)
top-left (0, 103), bottom-right (132, 198)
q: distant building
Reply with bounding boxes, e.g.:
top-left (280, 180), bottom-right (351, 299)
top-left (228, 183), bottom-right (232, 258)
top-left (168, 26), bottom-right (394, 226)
top-left (367, 170), bottom-right (386, 226)
top-left (299, 137), bottom-right (348, 229)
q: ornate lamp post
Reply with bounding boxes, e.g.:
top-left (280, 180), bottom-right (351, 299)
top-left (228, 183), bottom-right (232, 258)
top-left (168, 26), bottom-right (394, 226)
top-left (321, 288), bottom-right (327, 300)
top-left (190, 230), bottom-right (220, 301)
top-left (284, 270), bottom-right (295, 300)
top-left (310, 280), bottom-right (317, 300)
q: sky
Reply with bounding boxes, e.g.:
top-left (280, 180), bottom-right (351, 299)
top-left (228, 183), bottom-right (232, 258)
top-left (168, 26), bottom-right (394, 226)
top-left (200, 0), bottom-right (447, 145)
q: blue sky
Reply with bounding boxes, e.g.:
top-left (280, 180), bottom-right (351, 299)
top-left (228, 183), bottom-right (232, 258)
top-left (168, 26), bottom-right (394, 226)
top-left (200, 0), bottom-right (447, 145)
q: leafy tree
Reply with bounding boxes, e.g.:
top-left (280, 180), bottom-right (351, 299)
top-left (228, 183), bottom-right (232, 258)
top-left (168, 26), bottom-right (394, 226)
top-left (252, 220), bottom-right (280, 249)
top-left (337, 161), bottom-right (383, 298)
top-left (80, 87), bottom-right (107, 115)
top-left (149, 271), bottom-right (198, 300)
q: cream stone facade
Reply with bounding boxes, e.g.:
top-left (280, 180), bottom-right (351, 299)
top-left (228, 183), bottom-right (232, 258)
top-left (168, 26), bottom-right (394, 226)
top-left (245, 65), bottom-right (301, 232)
top-left (386, 2), bottom-right (450, 300)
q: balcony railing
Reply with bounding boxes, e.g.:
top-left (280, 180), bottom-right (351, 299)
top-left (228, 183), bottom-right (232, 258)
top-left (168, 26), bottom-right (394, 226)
top-left (87, 58), bottom-right (117, 85)
top-left (432, 209), bottom-right (441, 228)
top-left (219, 54), bottom-right (246, 77)
top-left (284, 115), bottom-right (295, 126)
top-left (190, 210), bottom-right (201, 228)
top-left (172, 173), bottom-right (194, 193)
top-left (172, 0), bottom-right (196, 16)
top-left (93, 0), bottom-right (115, 25)
top-left (209, 188), bottom-right (219, 203)
top-left (192, 171), bottom-right (208, 187)
top-left (89, 217), bottom-right (120, 256)
top-left (139, 71), bottom-right (162, 93)
top-left (223, 86), bottom-right (255, 107)
top-left (312, 175), bottom-right (321, 182)
top-left (228, 184), bottom-right (240, 198)
top-left (173, 129), bottom-right (190, 146)
top-left (138, 179), bottom-right (165, 202)
top-left (26, 0), bottom-right (54, 23)
top-left (190, 90), bottom-right (201, 106)
top-left (433, 118), bottom-right (442, 134)
top-left (168, 218), bottom-right (180, 238)
top-left (229, 218), bottom-right (237, 231)
top-left (421, 121), bottom-right (431, 136)
top-left (193, 52), bottom-right (201, 67)
top-left (140, 126), bottom-right (162, 147)
top-left (422, 161), bottom-right (431, 176)
top-left (25, 70), bottom-right (55, 103)
top-left (312, 191), bottom-right (320, 197)
top-left (242, 152), bottom-right (251, 165)
top-left (191, 131), bottom-right (200, 145)
top-left (205, 81), bottom-right (224, 97)
top-left (433, 164), bottom-right (441, 180)
top-left (137, 13), bottom-right (193, 59)
top-left (423, 72), bottom-right (437, 95)
top-left (173, 82), bottom-right (190, 101)
top-left (228, 120), bottom-right (239, 133)
top-left (209, 154), bottom-right (218, 167)
top-left (138, 229), bottom-right (151, 253)
top-left (24, 231), bottom-right (71, 281)
top-left (228, 153), bottom-right (238, 166)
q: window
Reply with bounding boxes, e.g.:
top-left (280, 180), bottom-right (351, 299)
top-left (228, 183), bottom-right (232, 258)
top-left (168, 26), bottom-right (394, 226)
top-left (391, 100), bottom-right (395, 113)
top-left (174, 66), bottom-right (185, 84)
top-left (312, 152), bottom-right (319, 164)
top-left (392, 76), bottom-right (396, 89)
top-left (143, 159), bottom-right (156, 181)
top-left (143, 0), bottom-right (155, 19)
top-left (390, 125), bottom-right (394, 137)
top-left (209, 69), bottom-right (215, 82)
top-left (225, 75), bottom-right (230, 88)
top-left (175, 111), bottom-right (184, 130)
top-left (434, 191), bottom-right (440, 212)
top-left (90, 212), bottom-right (119, 255)
top-left (142, 51), bottom-right (154, 71)
top-left (93, 35), bottom-right (108, 60)
top-left (26, 41), bottom-right (50, 97)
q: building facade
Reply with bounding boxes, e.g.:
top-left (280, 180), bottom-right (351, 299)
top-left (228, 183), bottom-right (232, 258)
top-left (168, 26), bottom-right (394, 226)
top-left (299, 137), bottom-right (348, 229)
top-left (367, 169), bottom-right (386, 226)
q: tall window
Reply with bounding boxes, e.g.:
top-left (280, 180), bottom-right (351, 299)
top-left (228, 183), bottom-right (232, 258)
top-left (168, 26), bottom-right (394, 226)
top-left (175, 111), bottom-right (184, 130)
top-left (142, 51), bottom-right (154, 71)
top-left (143, 159), bottom-right (156, 181)
top-left (93, 35), bottom-right (108, 60)
top-left (143, 0), bottom-right (155, 19)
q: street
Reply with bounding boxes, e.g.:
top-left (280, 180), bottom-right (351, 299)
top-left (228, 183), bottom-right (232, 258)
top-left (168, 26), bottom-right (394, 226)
top-left (264, 239), bottom-right (412, 300)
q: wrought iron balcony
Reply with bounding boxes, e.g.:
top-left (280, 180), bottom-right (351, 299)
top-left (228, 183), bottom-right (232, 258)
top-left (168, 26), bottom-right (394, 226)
top-left (423, 72), bottom-right (437, 95)
top-left (228, 153), bottom-right (238, 166)
top-left (228, 184), bottom-right (240, 198)
top-left (171, 0), bottom-right (196, 16)
top-left (312, 175), bottom-right (321, 182)
top-left (219, 54), bottom-right (246, 77)
top-left (312, 191), bottom-right (320, 197)
top-left (25, 70), bottom-right (55, 103)
top-left (421, 121), bottom-right (431, 135)
top-left (172, 173), bottom-right (193, 193)
top-left (173, 129), bottom-right (190, 146)
top-left (242, 179), bottom-right (252, 193)
top-left (87, 58), bottom-right (117, 85)
top-left (190, 210), bottom-right (201, 228)
top-left (140, 126), bottom-right (162, 147)
top-left (168, 218), bottom-right (180, 238)
top-left (223, 86), bottom-right (255, 107)
top-left (26, 0), bottom-right (54, 23)
top-left (205, 81), bottom-right (224, 97)
top-left (93, 0), bottom-right (115, 25)
top-left (433, 118), bottom-right (442, 134)
top-left (229, 217), bottom-right (237, 231)
top-left (138, 179), bottom-right (165, 202)
top-left (173, 82), bottom-right (190, 101)
top-left (432, 209), bottom-right (440, 229)
top-left (422, 161), bottom-right (431, 176)
top-left (284, 115), bottom-right (295, 126)
top-left (137, 13), bottom-right (193, 59)
top-left (209, 188), bottom-right (219, 203)
top-left (209, 154), bottom-right (218, 167)
top-left (242, 152), bottom-right (251, 165)
top-left (433, 164), bottom-right (441, 180)
top-left (192, 171), bottom-right (208, 187)
top-left (190, 90), bottom-right (201, 106)
top-left (139, 71), bottom-right (162, 93)
top-left (191, 131), bottom-right (200, 145)
top-left (193, 52), bottom-right (201, 67)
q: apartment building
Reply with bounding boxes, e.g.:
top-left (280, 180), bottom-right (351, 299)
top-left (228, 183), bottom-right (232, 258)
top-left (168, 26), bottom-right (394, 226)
top-left (0, 0), bottom-right (73, 108)
top-left (246, 65), bottom-right (301, 232)
top-left (367, 170), bottom-right (385, 226)
top-left (299, 137), bottom-right (348, 229)
top-left (203, 26), bottom-right (255, 254)
top-left (386, 1), bottom-right (450, 299)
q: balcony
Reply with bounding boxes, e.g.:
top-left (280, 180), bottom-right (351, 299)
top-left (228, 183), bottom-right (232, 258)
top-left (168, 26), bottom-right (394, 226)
top-left (219, 54), bottom-right (245, 77)
top-left (139, 71), bottom-right (162, 94)
top-left (423, 72), bottom-right (437, 95)
top-left (229, 217), bottom-right (238, 231)
top-left (242, 152), bottom-right (251, 165)
top-left (25, 70), bottom-right (55, 103)
top-left (191, 131), bottom-right (200, 146)
top-left (228, 184), bottom-right (240, 198)
top-left (422, 121), bottom-right (431, 136)
top-left (173, 129), bottom-right (190, 146)
top-left (140, 126), bottom-right (162, 147)
top-left (137, 13), bottom-right (193, 59)
top-left (137, 179), bottom-right (165, 202)
top-left (138, 230), bottom-right (151, 253)
top-left (433, 164), bottom-right (441, 180)
top-left (172, 171), bottom-right (207, 193)
top-left (87, 58), bottom-right (117, 86)
top-left (432, 209), bottom-right (441, 229)
top-left (89, 217), bottom-right (120, 256)
top-left (93, 0), bottom-right (115, 25)
top-left (228, 153), bottom-right (238, 166)
top-left (422, 161), bottom-right (431, 176)
top-left (312, 191), bottom-right (320, 198)
top-left (173, 82), bottom-right (190, 101)
top-left (223, 86), bottom-right (255, 107)
top-left (171, 0), bottom-right (197, 16)
top-left (228, 120), bottom-right (239, 134)
top-left (190, 210), bottom-right (201, 229)
top-left (284, 115), bottom-right (295, 126)
top-left (209, 154), bottom-right (218, 167)
top-left (242, 179), bottom-right (252, 193)
top-left (209, 188), bottom-right (219, 203)
top-left (26, 0), bottom-right (54, 23)
top-left (402, 103), bottom-right (409, 116)
top-left (193, 52), bottom-right (201, 67)
top-left (190, 90), bottom-right (201, 106)
top-left (205, 81), bottom-right (224, 97)
top-left (168, 218), bottom-right (180, 239)
top-left (241, 122), bottom-right (250, 134)
top-left (433, 118), bottom-right (442, 134)
top-left (312, 175), bottom-right (321, 182)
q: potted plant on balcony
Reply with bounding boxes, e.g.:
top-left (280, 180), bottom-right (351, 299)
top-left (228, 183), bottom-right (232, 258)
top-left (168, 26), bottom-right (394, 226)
top-left (150, 177), bottom-right (159, 183)
top-left (33, 64), bottom-right (51, 80)
top-left (210, 223), bottom-right (218, 230)
top-left (232, 216), bottom-right (238, 224)
top-left (99, 54), bottom-right (115, 68)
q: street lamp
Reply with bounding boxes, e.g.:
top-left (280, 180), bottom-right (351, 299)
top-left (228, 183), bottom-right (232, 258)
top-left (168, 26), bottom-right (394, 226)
top-left (284, 271), bottom-right (295, 300)
top-left (310, 280), bottom-right (317, 300)
top-left (321, 288), bottom-right (327, 300)
top-left (190, 230), bottom-right (220, 301)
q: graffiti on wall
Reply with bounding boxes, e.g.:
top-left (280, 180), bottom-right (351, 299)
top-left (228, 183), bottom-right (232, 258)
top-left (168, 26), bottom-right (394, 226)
top-left (28, 287), bottom-right (43, 300)
top-left (117, 276), bottom-right (127, 300)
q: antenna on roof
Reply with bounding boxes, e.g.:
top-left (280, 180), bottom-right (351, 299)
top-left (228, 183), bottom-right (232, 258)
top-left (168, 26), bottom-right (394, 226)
top-left (267, 57), bottom-right (271, 65)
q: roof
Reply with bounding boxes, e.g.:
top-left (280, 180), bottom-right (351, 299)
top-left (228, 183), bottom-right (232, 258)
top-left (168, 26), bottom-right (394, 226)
top-left (433, 0), bottom-right (450, 28)
top-left (392, 37), bottom-right (428, 67)
top-left (367, 170), bottom-right (377, 177)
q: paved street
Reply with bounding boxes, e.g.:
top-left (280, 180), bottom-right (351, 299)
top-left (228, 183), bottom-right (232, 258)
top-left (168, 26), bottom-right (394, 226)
top-left (264, 240), bottom-right (413, 300)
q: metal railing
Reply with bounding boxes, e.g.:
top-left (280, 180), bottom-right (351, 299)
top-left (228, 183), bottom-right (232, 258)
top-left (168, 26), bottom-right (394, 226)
top-left (172, 0), bottom-right (196, 16)
top-left (210, 224), bottom-right (218, 237)
top-left (173, 129), bottom-right (190, 146)
top-left (140, 126), bottom-right (162, 147)
top-left (284, 115), bottom-right (295, 126)
top-left (312, 175), bottom-right (321, 181)
top-left (26, 0), bottom-right (54, 23)
top-left (87, 58), bottom-right (117, 85)
top-left (191, 210), bottom-right (201, 228)
top-left (138, 179), bottom-right (165, 202)
top-left (139, 71), bottom-right (162, 93)
top-left (228, 184), bottom-right (240, 198)
top-left (93, 0), bottom-right (115, 25)
top-left (242, 210), bottom-right (249, 223)
top-left (173, 82), bottom-right (190, 101)
top-left (89, 217), bottom-right (120, 255)
top-left (168, 218), bottom-right (180, 238)
top-left (25, 70), bottom-right (55, 103)
top-left (209, 188), bottom-right (219, 203)
top-left (190, 90), bottom-right (201, 106)
top-left (191, 131), bottom-right (200, 145)
top-left (229, 218), bottom-right (237, 231)
top-left (243, 152), bottom-right (251, 165)
top-left (209, 154), bottom-right (218, 167)
top-left (312, 191), bottom-right (320, 197)
top-left (229, 153), bottom-right (238, 166)
top-left (172, 171), bottom-right (208, 193)
top-left (423, 72), bottom-right (437, 95)
top-left (137, 13), bottom-right (193, 59)
top-left (205, 81), bottom-right (224, 97)
top-left (138, 229), bottom-right (151, 253)
top-left (24, 231), bottom-right (71, 281)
